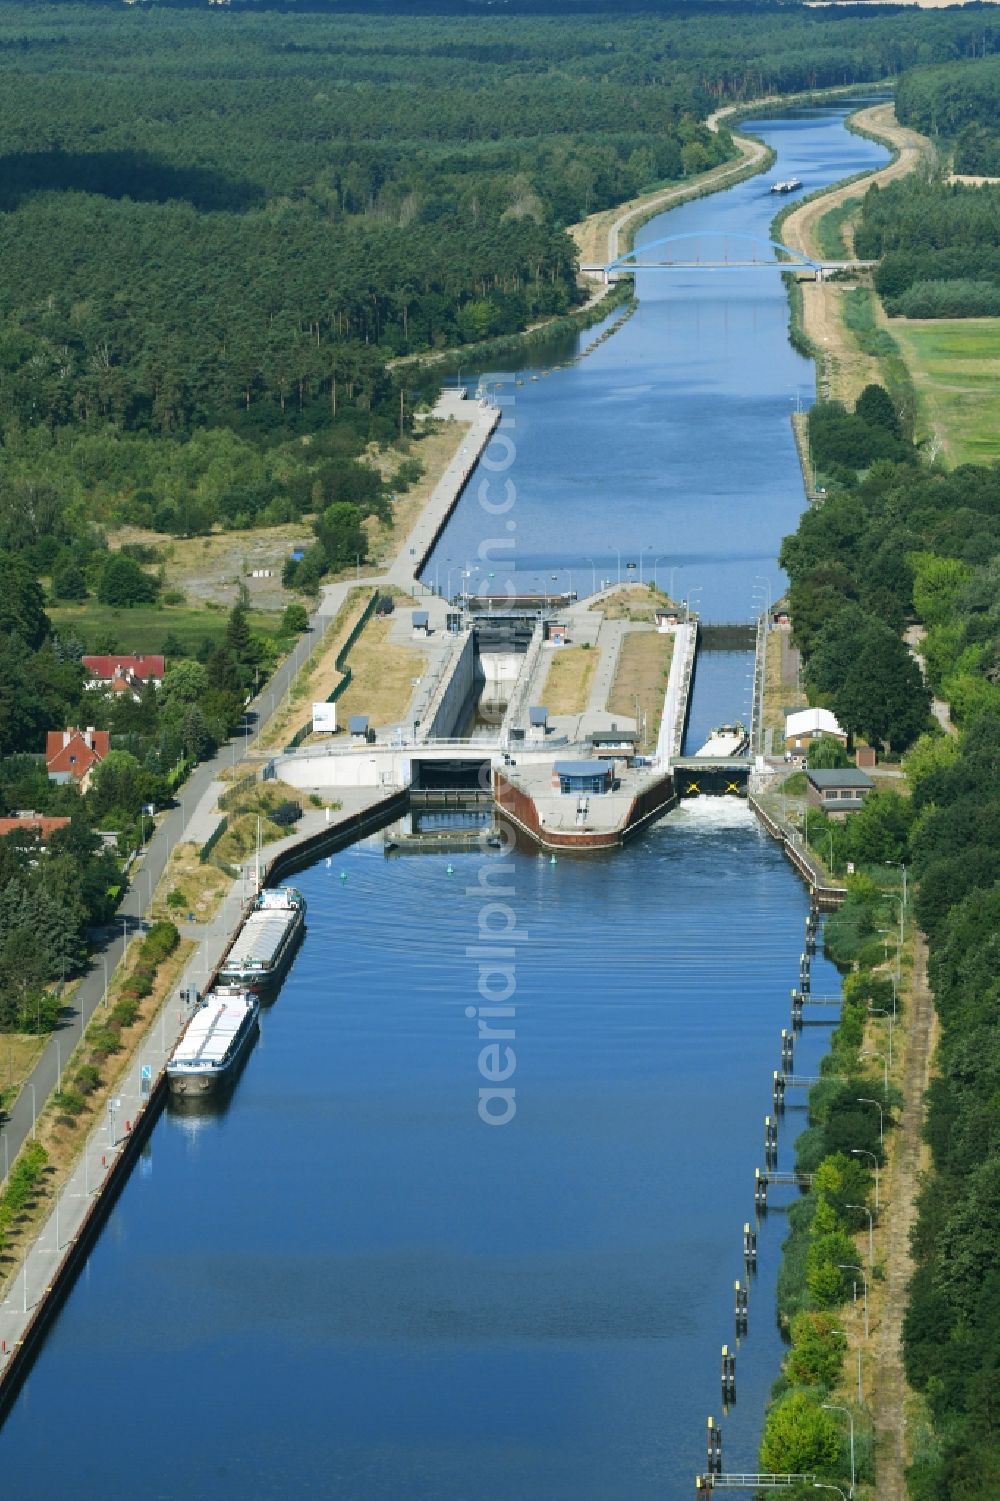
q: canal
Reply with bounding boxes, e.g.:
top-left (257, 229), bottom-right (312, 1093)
top-left (0, 103), bottom-right (889, 1499)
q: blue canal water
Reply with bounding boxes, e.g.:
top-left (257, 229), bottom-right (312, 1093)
top-left (424, 103), bottom-right (889, 625)
top-left (0, 103), bottom-right (889, 1498)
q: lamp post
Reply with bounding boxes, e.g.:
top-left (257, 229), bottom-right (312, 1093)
top-left (837, 1262), bottom-right (869, 1338)
top-left (868, 1007), bottom-right (894, 1066)
top-left (685, 587), bottom-right (703, 623)
top-left (846, 1202), bottom-right (875, 1266)
top-left (860, 1049), bottom-right (889, 1099)
top-left (584, 557), bottom-right (598, 595)
top-left (609, 546), bottom-right (622, 585)
top-left (813, 1485), bottom-right (849, 1501)
top-left (857, 1096), bottom-right (884, 1146)
top-left (885, 859), bottom-right (908, 912)
top-left (830, 1327), bottom-right (863, 1403)
top-left (850, 1147), bottom-right (880, 1212)
top-left (652, 555), bottom-right (670, 594)
top-left (822, 1403), bottom-right (856, 1498)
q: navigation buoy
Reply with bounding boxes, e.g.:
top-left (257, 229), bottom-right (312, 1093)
top-left (339, 870), bottom-right (347, 882)
top-left (549, 854), bottom-right (557, 864)
top-left (446, 864), bottom-right (454, 875)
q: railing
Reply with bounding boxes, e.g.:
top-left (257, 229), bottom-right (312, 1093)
top-left (501, 620), bottom-right (545, 737)
top-left (285, 588), bottom-right (380, 750)
top-left (750, 609), bottom-right (768, 756)
top-left (748, 794), bottom-right (848, 907)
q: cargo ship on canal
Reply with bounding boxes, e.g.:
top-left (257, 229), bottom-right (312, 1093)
top-left (167, 989), bottom-right (260, 1097)
top-left (219, 886), bottom-right (306, 995)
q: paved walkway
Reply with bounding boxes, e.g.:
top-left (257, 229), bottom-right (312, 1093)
top-left (0, 389), bottom-right (505, 1188)
top-left (0, 788), bottom-right (392, 1370)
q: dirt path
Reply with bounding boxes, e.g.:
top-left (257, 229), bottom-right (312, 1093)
top-left (570, 109), bottom-right (769, 268)
top-left (905, 624), bottom-right (957, 735)
top-left (781, 102), bottom-right (933, 406)
top-left (873, 932), bottom-right (937, 1500)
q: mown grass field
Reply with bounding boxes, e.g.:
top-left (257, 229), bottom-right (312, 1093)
top-left (48, 602), bottom-right (281, 655)
top-left (891, 318), bottom-right (1000, 466)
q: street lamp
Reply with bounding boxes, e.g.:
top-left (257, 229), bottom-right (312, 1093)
top-left (885, 859), bottom-right (908, 912)
top-left (850, 1147), bottom-right (880, 1211)
top-left (584, 557), bottom-right (599, 595)
top-left (830, 1327), bottom-right (863, 1403)
top-left (837, 1262), bottom-right (869, 1338)
top-left (652, 555), bottom-right (670, 594)
top-left (684, 587), bottom-right (703, 623)
top-left (822, 1403), bottom-right (856, 1498)
top-left (846, 1202), bottom-right (875, 1266)
top-left (813, 1485), bottom-right (848, 1501)
top-left (860, 1049), bottom-right (889, 1099)
top-left (857, 1097), bottom-right (884, 1146)
top-left (609, 546), bottom-right (622, 585)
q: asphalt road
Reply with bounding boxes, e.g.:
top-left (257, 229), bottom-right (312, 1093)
top-left (0, 614), bottom-right (326, 1180)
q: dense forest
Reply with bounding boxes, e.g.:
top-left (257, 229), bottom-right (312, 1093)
top-left (0, 0), bottom-right (994, 557)
top-left (858, 173), bottom-right (1000, 319)
top-left (779, 378), bottom-right (1000, 1494)
top-left (897, 51), bottom-right (1000, 174)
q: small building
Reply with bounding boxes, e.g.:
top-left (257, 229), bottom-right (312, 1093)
top-left (544, 621), bottom-right (568, 645)
top-left (528, 706), bottom-right (549, 742)
top-left (590, 726), bottom-right (638, 764)
top-left (82, 654), bottom-right (164, 700)
top-left (552, 760), bottom-right (613, 796)
top-left (348, 715), bottom-right (370, 744)
top-left (654, 609), bottom-right (680, 633)
top-left (771, 596), bottom-right (792, 628)
top-left (855, 746), bottom-right (877, 770)
top-left (411, 610), bottom-right (430, 638)
top-left (784, 707), bottom-right (848, 752)
top-left (0, 813), bottom-right (71, 850)
top-left (45, 727), bottom-right (110, 790)
top-left (805, 767), bottom-right (873, 820)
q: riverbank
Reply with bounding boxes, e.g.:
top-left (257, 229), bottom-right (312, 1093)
top-left (779, 101), bottom-right (932, 406)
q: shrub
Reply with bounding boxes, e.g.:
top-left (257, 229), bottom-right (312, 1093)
top-left (112, 997), bottom-right (141, 1028)
top-left (167, 888), bottom-right (187, 909)
top-left (89, 1025), bottom-right (123, 1058)
top-left (53, 1089), bottom-right (86, 1117)
top-left (75, 1064), bottom-right (101, 1096)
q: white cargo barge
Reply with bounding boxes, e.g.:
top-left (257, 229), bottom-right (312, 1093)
top-left (694, 722), bottom-right (750, 758)
top-left (167, 990), bottom-right (260, 1096)
top-left (219, 886), bottom-right (306, 994)
top-left (770, 177), bottom-right (803, 194)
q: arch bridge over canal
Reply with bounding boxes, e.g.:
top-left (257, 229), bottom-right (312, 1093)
top-left (580, 230), bottom-right (876, 281)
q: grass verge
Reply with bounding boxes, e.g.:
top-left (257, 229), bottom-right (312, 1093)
top-left (607, 631), bottom-right (674, 752)
top-left (539, 646), bottom-right (596, 715)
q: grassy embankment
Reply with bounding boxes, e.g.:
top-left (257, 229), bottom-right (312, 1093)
top-left (540, 647), bottom-right (597, 715)
top-left (790, 103), bottom-right (1000, 467)
top-left (778, 102), bottom-right (926, 413)
top-left (608, 632), bottom-right (674, 752)
top-left (0, 925), bottom-right (193, 1304)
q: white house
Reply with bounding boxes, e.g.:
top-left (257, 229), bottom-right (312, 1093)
top-left (784, 707), bottom-right (848, 752)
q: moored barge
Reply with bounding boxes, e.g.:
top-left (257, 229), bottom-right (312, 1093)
top-left (219, 886), bottom-right (306, 994)
top-left (167, 989), bottom-right (260, 1096)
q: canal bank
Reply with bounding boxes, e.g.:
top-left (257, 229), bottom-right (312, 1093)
top-left (0, 100), bottom-right (894, 1499)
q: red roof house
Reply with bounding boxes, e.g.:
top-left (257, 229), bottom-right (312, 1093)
top-left (82, 654), bottom-right (164, 697)
top-left (0, 813), bottom-right (71, 845)
top-left (45, 727), bottom-right (111, 788)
